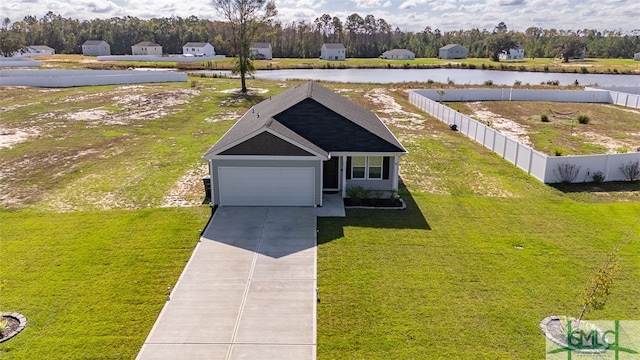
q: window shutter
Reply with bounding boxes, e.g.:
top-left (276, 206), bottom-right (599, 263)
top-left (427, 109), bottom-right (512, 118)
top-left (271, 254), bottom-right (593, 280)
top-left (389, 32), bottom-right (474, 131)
top-left (346, 157), bottom-right (352, 180)
top-left (383, 157), bottom-right (390, 180)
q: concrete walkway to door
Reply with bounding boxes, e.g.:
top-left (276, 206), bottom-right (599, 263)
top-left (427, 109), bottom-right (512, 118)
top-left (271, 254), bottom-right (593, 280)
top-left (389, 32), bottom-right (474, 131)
top-left (137, 207), bottom-right (317, 360)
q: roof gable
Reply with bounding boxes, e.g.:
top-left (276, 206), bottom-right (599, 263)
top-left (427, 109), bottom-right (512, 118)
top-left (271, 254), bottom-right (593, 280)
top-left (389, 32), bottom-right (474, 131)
top-left (220, 131), bottom-right (313, 156)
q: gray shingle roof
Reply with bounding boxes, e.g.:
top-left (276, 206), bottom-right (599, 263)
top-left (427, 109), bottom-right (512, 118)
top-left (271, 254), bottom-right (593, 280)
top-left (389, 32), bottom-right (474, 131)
top-left (133, 41), bottom-right (161, 47)
top-left (322, 43), bottom-right (345, 49)
top-left (204, 81), bottom-right (406, 158)
top-left (83, 40), bottom-right (107, 46)
top-left (383, 49), bottom-right (414, 56)
top-left (440, 44), bottom-right (464, 50)
top-left (183, 42), bottom-right (210, 47)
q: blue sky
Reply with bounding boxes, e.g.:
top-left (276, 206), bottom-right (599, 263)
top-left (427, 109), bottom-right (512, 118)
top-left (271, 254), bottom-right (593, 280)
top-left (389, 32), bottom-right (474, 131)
top-left (2, 0), bottom-right (639, 32)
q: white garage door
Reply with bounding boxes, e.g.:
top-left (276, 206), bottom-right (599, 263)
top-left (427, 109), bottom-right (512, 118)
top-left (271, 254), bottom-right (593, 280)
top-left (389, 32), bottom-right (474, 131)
top-left (218, 167), bottom-right (315, 206)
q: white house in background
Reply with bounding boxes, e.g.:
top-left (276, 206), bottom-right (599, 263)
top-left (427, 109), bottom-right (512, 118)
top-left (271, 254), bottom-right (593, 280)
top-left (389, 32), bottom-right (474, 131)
top-left (634, 52), bottom-right (640, 61)
top-left (82, 40), bottom-right (111, 56)
top-left (380, 49), bottom-right (415, 60)
top-left (320, 43), bottom-right (346, 60)
top-left (250, 42), bottom-right (272, 60)
top-left (183, 42), bottom-right (215, 57)
top-left (499, 46), bottom-right (524, 60)
top-left (131, 41), bottom-right (163, 55)
top-left (17, 45), bottom-right (55, 57)
top-left (438, 44), bottom-right (467, 59)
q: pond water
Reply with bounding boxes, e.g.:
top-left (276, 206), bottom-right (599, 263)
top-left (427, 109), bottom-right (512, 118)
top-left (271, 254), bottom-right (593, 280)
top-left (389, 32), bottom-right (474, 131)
top-left (192, 68), bottom-right (640, 87)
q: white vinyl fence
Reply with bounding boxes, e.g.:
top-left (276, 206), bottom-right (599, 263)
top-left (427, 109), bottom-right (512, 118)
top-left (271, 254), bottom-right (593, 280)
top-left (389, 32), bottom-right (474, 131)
top-left (409, 89), bottom-right (640, 184)
top-left (0, 69), bottom-right (187, 87)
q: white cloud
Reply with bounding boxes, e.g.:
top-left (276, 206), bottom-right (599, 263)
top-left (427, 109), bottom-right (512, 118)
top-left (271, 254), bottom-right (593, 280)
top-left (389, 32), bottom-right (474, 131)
top-left (382, 1), bottom-right (392, 6)
top-left (352, 0), bottom-right (382, 8)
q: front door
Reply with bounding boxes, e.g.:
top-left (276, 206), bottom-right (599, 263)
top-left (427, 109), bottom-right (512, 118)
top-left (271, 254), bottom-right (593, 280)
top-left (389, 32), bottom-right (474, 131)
top-left (322, 157), bottom-right (339, 190)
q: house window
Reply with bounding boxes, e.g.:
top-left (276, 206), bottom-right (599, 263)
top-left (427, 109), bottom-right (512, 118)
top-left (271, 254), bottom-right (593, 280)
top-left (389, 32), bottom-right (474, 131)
top-left (352, 156), bottom-right (366, 179)
top-left (351, 156), bottom-right (383, 180)
top-left (368, 156), bottom-right (382, 179)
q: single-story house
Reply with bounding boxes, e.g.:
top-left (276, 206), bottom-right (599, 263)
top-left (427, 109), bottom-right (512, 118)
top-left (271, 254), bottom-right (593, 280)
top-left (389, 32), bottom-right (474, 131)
top-left (499, 46), bottom-right (524, 60)
top-left (634, 52), bottom-right (640, 61)
top-left (17, 45), bottom-right (55, 57)
top-left (82, 40), bottom-right (111, 56)
top-left (381, 49), bottom-right (415, 60)
top-left (320, 43), bottom-right (346, 61)
top-left (131, 41), bottom-right (163, 55)
top-left (203, 81), bottom-right (407, 207)
top-left (183, 42), bottom-right (215, 57)
top-left (250, 42), bottom-right (273, 60)
top-left (439, 44), bottom-right (467, 59)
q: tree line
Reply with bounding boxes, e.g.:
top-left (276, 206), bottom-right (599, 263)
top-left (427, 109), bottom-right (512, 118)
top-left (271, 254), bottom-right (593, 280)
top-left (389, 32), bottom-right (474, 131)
top-left (2, 11), bottom-right (640, 60)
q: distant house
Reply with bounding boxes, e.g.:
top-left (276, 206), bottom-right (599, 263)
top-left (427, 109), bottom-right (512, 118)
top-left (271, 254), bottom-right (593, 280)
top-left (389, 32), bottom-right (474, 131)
top-left (499, 46), bottom-right (524, 60)
top-left (633, 52), bottom-right (640, 61)
top-left (562, 47), bottom-right (586, 60)
top-left (250, 42), bottom-right (272, 60)
top-left (131, 42), bottom-right (163, 56)
top-left (18, 45), bottom-right (55, 57)
top-left (82, 40), bottom-right (111, 56)
top-left (438, 44), bottom-right (467, 59)
top-left (320, 43), bottom-right (346, 61)
top-left (380, 49), bottom-right (415, 60)
top-left (183, 42), bottom-right (215, 57)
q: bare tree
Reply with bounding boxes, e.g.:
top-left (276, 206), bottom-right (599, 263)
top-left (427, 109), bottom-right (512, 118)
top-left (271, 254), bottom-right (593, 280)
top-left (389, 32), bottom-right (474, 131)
top-left (212, 0), bottom-right (277, 93)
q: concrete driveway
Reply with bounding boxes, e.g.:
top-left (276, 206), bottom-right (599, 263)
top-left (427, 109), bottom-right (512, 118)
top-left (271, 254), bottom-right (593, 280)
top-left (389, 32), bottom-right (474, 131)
top-left (137, 207), bottom-right (317, 360)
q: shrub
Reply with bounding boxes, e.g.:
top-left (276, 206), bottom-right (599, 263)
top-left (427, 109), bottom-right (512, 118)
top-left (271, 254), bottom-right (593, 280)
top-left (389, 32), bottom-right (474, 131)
top-left (577, 114), bottom-right (590, 124)
top-left (617, 147), bottom-right (628, 154)
top-left (540, 114), bottom-right (550, 122)
top-left (619, 160), bottom-right (640, 181)
top-left (514, 80), bottom-right (522, 86)
top-left (543, 65), bottom-right (549, 72)
top-left (553, 147), bottom-right (565, 156)
top-left (346, 186), bottom-right (370, 202)
top-left (592, 171), bottom-right (605, 183)
top-left (484, 80), bottom-right (494, 86)
top-left (554, 163), bottom-right (581, 183)
top-left (580, 67), bottom-right (588, 73)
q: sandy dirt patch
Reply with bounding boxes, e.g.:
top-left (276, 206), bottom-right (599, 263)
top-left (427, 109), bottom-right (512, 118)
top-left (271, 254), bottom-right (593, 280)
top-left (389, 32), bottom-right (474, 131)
top-left (467, 102), bottom-right (532, 147)
top-left (365, 88), bottom-right (426, 130)
top-left (205, 111), bottom-right (240, 123)
top-left (161, 164), bottom-right (209, 207)
top-left (0, 128), bottom-right (39, 149)
top-left (60, 88), bottom-right (200, 125)
top-left (581, 131), bottom-right (631, 154)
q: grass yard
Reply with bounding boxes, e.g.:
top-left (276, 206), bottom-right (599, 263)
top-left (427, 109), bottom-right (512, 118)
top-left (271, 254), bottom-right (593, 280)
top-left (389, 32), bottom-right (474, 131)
top-left (1, 78), bottom-right (639, 359)
top-left (0, 207), bottom-right (209, 359)
top-left (446, 101), bottom-right (640, 156)
top-left (39, 54), bottom-right (640, 75)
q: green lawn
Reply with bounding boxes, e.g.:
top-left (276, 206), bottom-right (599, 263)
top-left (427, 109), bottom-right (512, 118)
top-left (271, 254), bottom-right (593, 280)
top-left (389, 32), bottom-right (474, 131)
top-left (42, 54), bottom-right (640, 75)
top-left (0, 207), bottom-right (210, 359)
top-left (1, 78), bottom-right (639, 359)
